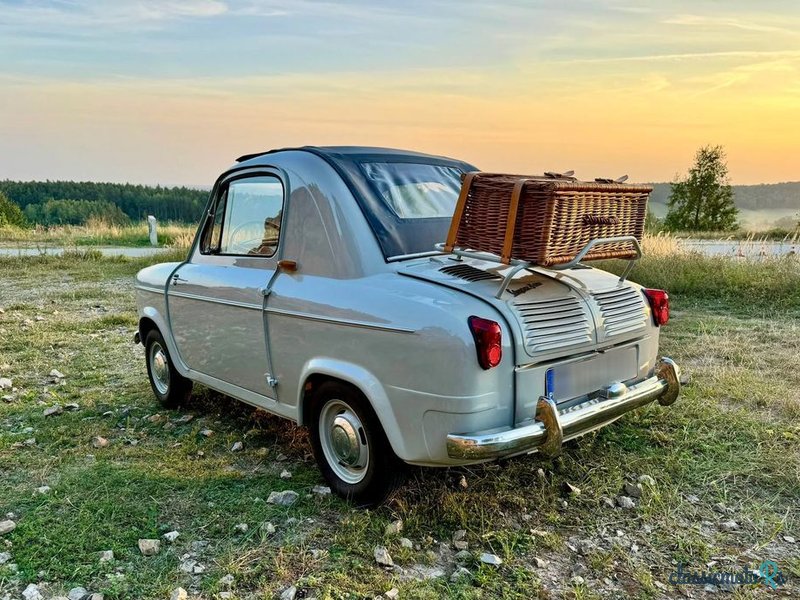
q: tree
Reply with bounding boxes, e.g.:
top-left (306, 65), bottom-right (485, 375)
top-left (664, 145), bottom-right (738, 231)
top-left (0, 191), bottom-right (28, 228)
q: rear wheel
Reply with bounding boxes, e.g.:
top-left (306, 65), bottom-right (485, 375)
top-left (310, 381), bottom-right (404, 506)
top-left (145, 329), bottom-right (192, 408)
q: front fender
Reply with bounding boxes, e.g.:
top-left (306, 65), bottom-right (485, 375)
top-left (297, 357), bottom-right (409, 460)
top-left (138, 305), bottom-right (190, 376)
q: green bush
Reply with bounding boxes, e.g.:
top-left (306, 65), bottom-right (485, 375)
top-left (0, 191), bottom-right (28, 228)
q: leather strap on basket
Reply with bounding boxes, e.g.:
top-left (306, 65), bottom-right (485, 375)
top-left (444, 171), bottom-right (479, 252)
top-left (501, 179), bottom-right (527, 264)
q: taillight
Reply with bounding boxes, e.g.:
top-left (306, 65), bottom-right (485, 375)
top-left (643, 289), bottom-right (670, 326)
top-left (468, 316), bottom-right (502, 369)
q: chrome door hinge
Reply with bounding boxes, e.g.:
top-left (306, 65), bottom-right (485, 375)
top-left (265, 374), bottom-right (278, 388)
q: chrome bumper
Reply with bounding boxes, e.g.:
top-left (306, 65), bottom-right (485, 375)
top-left (446, 357), bottom-right (681, 460)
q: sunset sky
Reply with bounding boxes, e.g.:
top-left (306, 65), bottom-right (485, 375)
top-left (1, 1), bottom-right (798, 185)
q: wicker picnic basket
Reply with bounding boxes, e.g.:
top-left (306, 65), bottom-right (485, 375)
top-left (443, 172), bottom-right (651, 266)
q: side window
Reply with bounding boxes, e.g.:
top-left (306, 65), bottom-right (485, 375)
top-left (202, 175), bottom-right (284, 256)
top-left (202, 189), bottom-right (227, 253)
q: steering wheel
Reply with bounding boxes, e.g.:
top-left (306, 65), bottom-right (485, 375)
top-left (227, 220), bottom-right (266, 254)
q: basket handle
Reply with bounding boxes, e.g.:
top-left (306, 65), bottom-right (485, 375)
top-left (500, 179), bottom-right (528, 264)
top-left (444, 171), bottom-right (480, 252)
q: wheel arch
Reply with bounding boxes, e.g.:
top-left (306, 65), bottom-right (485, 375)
top-left (297, 358), bottom-right (408, 460)
top-left (137, 307), bottom-right (190, 376)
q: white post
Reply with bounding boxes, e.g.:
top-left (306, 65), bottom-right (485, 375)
top-left (147, 216), bottom-right (158, 246)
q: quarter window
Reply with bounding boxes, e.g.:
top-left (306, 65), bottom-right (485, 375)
top-left (215, 176), bottom-right (284, 256)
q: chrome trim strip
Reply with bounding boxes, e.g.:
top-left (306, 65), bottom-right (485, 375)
top-left (168, 290), bottom-right (262, 311)
top-left (265, 307), bottom-right (416, 334)
top-left (135, 285), bottom-right (164, 295)
top-left (387, 250), bottom-right (444, 262)
top-left (447, 357), bottom-right (681, 460)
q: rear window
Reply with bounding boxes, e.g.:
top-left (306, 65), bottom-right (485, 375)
top-left (359, 162), bottom-right (463, 220)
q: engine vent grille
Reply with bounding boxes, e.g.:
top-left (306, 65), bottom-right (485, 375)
top-left (439, 264), bottom-right (500, 282)
top-left (512, 296), bottom-right (592, 354)
top-left (592, 287), bottom-right (647, 337)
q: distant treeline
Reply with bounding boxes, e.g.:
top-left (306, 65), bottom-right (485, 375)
top-left (0, 180), bottom-right (209, 226)
top-left (649, 181), bottom-right (800, 210)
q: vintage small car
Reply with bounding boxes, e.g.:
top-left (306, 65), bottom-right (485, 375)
top-left (134, 146), bottom-right (680, 505)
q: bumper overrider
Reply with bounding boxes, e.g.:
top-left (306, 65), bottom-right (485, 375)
top-left (447, 357), bottom-right (681, 460)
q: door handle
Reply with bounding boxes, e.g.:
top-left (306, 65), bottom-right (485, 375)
top-left (171, 273), bottom-right (189, 285)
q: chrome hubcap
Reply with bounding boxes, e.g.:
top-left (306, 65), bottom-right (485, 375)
top-left (319, 400), bottom-right (369, 484)
top-left (149, 342), bottom-right (170, 395)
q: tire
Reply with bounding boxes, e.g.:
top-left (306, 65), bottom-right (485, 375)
top-left (144, 329), bottom-right (193, 408)
top-left (309, 381), bottom-right (405, 506)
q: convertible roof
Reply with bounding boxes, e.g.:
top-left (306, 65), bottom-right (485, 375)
top-left (236, 145), bottom-right (463, 164)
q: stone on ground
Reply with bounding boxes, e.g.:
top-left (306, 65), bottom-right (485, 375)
top-left (267, 490), bottom-right (299, 506)
top-left (374, 545), bottom-right (394, 567)
top-left (137, 538), bottom-right (160, 556)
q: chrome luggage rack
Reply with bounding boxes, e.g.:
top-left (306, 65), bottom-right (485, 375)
top-left (434, 236), bottom-right (643, 299)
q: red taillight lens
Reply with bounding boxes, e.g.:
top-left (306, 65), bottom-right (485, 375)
top-left (468, 316), bottom-right (502, 369)
top-left (643, 289), bottom-right (670, 326)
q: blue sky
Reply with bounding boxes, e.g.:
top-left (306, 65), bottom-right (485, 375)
top-left (1, 1), bottom-right (799, 184)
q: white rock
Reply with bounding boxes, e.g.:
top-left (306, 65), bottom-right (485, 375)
top-left (399, 537), bottom-right (413, 549)
top-left (43, 404), bottom-right (63, 417)
top-left (92, 436), bottom-right (109, 449)
top-left (0, 551), bottom-right (10, 564)
top-left (0, 520), bottom-right (15, 535)
top-left (22, 585), bottom-right (43, 600)
top-left (450, 566), bottom-right (472, 582)
top-left (170, 588), bottom-right (188, 600)
top-left (35, 485), bottom-right (51, 495)
top-left (452, 529), bottom-right (468, 550)
top-left (533, 556), bottom-right (548, 568)
top-left (137, 538), bottom-right (160, 556)
top-left (231, 441), bottom-right (243, 452)
top-left (199, 429), bottom-right (213, 437)
top-left (616, 496), bottom-right (636, 509)
top-left (571, 575), bottom-right (585, 586)
top-left (454, 550), bottom-right (471, 563)
top-left (385, 519), bottom-right (403, 536)
top-left (311, 485), bottom-right (331, 496)
top-left (783, 535), bottom-right (796, 543)
top-left (163, 530), bottom-right (179, 543)
top-left (234, 523), bottom-right (249, 533)
top-left (280, 586), bottom-right (297, 600)
top-left (480, 552), bottom-right (503, 566)
top-left (280, 469), bottom-right (292, 479)
top-left (99, 549), bottom-right (114, 562)
top-left (638, 474), bottom-right (656, 486)
top-left (374, 545), bottom-right (394, 567)
top-left (720, 520), bottom-right (739, 532)
top-left (67, 587), bottom-right (88, 600)
top-left (219, 574), bottom-right (234, 587)
top-left (267, 490), bottom-right (299, 506)
top-left (0, 378), bottom-right (12, 390)
top-left (262, 522), bottom-right (276, 534)
top-left (385, 588), bottom-right (400, 600)
top-left (219, 594), bottom-right (232, 600)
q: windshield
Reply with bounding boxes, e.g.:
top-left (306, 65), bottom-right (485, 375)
top-left (360, 162), bottom-right (463, 219)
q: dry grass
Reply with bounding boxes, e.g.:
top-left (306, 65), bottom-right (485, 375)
top-left (0, 220), bottom-right (196, 248)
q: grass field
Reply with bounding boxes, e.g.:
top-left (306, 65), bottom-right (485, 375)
top-left (0, 221), bottom-right (196, 249)
top-left (0, 252), bottom-right (798, 599)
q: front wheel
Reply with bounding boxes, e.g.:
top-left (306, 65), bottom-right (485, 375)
top-left (144, 329), bottom-right (193, 408)
top-left (310, 382), bottom-right (404, 506)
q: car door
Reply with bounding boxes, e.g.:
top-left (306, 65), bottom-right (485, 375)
top-left (167, 173), bottom-right (284, 400)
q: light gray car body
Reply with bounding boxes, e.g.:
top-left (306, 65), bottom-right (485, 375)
top-left (135, 147), bottom-right (679, 467)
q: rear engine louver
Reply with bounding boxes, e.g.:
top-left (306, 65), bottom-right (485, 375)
top-left (592, 287), bottom-right (647, 337)
top-left (512, 297), bottom-right (592, 354)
